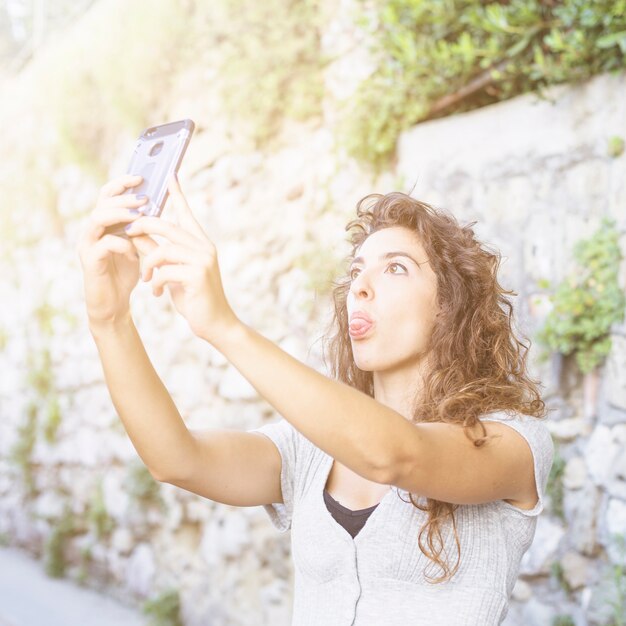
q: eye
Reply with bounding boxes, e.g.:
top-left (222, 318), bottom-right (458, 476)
top-left (349, 262), bottom-right (408, 281)
top-left (388, 262), bottom-right (407, 275)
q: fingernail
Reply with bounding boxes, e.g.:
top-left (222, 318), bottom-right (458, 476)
top-left (136, 194), bottom-right (148, 200)
top-left (124, 222), bottom-right (135, 232)
top-left (128, 208), bottom-right (140, 215)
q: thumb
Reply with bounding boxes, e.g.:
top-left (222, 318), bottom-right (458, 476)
top-left (131, 234), bottom-right (158, 257)
top-left (167, 173), bottom-right (202, 233)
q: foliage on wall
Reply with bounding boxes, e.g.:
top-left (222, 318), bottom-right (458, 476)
top-left (142, 588), bottom-right (183, 626)
top-left (339, 0), bottom-right (626, 173)
top-left (43, 504), bottom-right (77, 578)
top-left (536, 217), bottom-right (626, 375)
top-left (199, 0), bottom-right (331, 151)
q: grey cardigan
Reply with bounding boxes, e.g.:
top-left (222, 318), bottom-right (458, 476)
top-left (248, 410), bottom-right (554, 626)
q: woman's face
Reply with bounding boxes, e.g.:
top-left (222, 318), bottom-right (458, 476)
top-left (346, 226), bottom-right (440, 373)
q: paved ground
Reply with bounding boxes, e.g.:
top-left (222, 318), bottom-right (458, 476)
top-left (0, 546), bottom-right (147, 626)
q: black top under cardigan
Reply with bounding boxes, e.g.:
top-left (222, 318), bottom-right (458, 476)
top-left (323, 489), bottom-right (379, 538)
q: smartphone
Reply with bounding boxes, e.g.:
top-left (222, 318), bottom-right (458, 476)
top-left (103, 118), bottom-right (195, 239)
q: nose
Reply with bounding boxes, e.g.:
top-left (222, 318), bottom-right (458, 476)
top-left (349, 268), bottom-right (373, 299)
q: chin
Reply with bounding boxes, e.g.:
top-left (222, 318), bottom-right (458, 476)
top-left (351, 352), bottom-right (382, 373)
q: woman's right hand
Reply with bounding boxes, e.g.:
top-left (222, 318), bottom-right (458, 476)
top-left (76, 174), bottom-right (150, 327)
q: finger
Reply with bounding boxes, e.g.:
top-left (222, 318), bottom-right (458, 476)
top-left (167, 174), bottom-right (208, 237)
top-left (141, 242), bottom-right (209, 282)
top-left (98, 193), bottom-right (150, 211)
top-left (82, 208), bottom-right (146, 246)
top-left (124, 215), bottom-right (210, 251)
top-left (89, 234), bottom-right (139, 265)
top-left (91, 206), bottom-right (147, 228)
top-left (149, 265), bottom-right (191, 297)
top-left (99, 174), bottom-right (144, 200)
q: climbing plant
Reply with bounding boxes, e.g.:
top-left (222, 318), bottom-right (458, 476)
top-left (126, 460), bottom-right (166, 511)
top-left (43, 504), bottom-right (77, 578)
top-left (86, 478), bottom-right (115, 540)
top-left (142, 588), bottom-right (184, 626)
top-left (535, 217), bottom-right (626, 375)
top-left (9, 297), bottom-right (67, 494)
top-left (9, 401), bottom-right (39, 496)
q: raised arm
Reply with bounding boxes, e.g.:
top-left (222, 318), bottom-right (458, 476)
top-left (88, 316), bottom-right (198, 480)
top-left (79, 173), bottom-right (283, 507)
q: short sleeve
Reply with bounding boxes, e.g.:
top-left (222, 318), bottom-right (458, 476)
top-left (481, 411), bottom-right (555, 517)
top-left (247, 418), bottom-right (299, 532)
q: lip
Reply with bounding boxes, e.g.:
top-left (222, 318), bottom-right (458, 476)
top-left (349, 310), bottom-right (374, 324)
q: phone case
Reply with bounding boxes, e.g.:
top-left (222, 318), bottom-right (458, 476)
top-left (104, 118), bottom-right (195, 239)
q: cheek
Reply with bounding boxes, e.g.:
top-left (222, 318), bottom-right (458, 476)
top-left (383, 304), bottom-right (434, 343)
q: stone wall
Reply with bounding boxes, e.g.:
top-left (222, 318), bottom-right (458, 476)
top-left (0, 3), bottom-right (625, 624)
top-left (394, 68), bottom-right (626, 626)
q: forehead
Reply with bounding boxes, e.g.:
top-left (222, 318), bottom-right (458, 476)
top-left (355, 226), bottom-right (425, 257)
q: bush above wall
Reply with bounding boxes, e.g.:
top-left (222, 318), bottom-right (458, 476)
top-left (339, 0), bottom-right (626, 173)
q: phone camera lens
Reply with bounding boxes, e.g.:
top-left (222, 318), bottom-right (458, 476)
top-left (149, 142), bottom-right (163, 157)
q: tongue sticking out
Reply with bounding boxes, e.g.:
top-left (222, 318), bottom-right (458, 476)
top-left (349, 319), bottom-right (371, 332)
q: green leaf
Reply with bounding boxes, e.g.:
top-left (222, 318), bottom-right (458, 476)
top-left (506, 31), bottom-right (535, 58)
top-left (596, 31), bottom-right (626, 49)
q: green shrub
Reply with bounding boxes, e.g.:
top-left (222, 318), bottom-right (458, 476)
top-left (126, 461), bottom-right (165, 511)
top-left (75, 544), bottom-right (93, 586)
top-left (9, 401), bottom-right (38, 495)
top-left (608, 135), bottom-right (625, 158)
top-left (342, 0), bottom-right (626, 174)
top-left (26, 347), bottom-right (53, 398)
top-left (535, 217), bottom-right (626, 375)
top-left (44, 505), bottom-right (76, 578)
top-left (86, 479), bottom-right (114, 540)
top-left (607, 533), bottom-right (626, 626)
top-left (43, 394), bottom-right (62, 444)
top-left (33, 301), bottom-right (57, 338)
top-left (142, 588), bottom-right (183, 626)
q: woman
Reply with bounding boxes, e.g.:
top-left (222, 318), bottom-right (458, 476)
top-left (77, 173), bottom-right (554, 625)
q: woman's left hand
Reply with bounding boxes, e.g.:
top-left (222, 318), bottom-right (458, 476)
top-left (126, 174), bottom-right (239, 343)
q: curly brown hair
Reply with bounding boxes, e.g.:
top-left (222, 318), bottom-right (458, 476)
top-left (320, 190), bottom-right (548, 584)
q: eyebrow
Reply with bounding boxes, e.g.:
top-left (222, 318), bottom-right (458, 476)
top-left (350, 251), bottom-right (424, 268)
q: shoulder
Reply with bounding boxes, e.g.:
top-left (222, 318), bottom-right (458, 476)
top-left (249, 418), bottom-right (320, 465)
top-left (480, 411), bottom-right (553, 455)
top-left (480, 411), bottom-right (555, 510)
